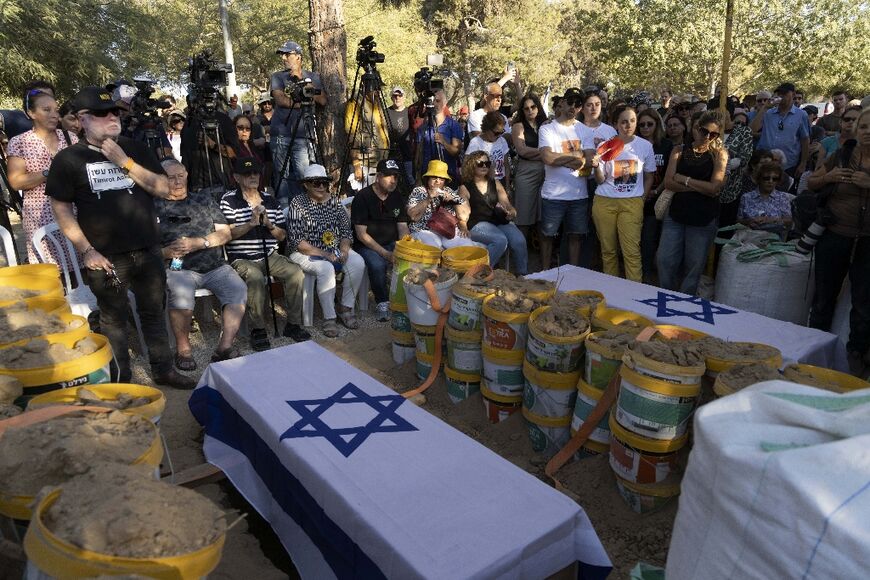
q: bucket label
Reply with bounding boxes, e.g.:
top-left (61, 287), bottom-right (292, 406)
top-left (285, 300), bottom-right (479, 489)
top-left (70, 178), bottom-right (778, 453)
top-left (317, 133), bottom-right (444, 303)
top-left (571, 392), bottom-right (611, 444)
top-left (447, 344), bottom-right (482, 373)
top-left (610, 437), bottom-right (675, 483)
top-left (617, 380), bottom-right (695, 439)
top-left (631, 361), bottom-right (703, 386)
top-left (526, 333), bottom-right (584, 373)
top-left (586, 350), bottom-right (623, 390)
top-left (484, 318), bottom-right (527, 351)
top-left (526, 420), bottom-right (570, 455)
top-left (449, 293), bottom-right (484, 331)
top-left (416, 360), bottom-right (434, 381)
top-left (447, 378), bottom-right (480, 403)
top-left (415, 333), bottom-right (436, 356)
top-left (525, 380), bottom-right (577, 419)
top-left (391, 310), bottom-right (412, 333)
top-left (483, 366), bottom-right (524, 396)
top-left (484, 398), bottom-right (520, 423)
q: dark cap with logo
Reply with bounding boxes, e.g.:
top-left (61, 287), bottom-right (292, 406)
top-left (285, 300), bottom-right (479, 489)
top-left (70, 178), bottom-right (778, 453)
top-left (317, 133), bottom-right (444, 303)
top-left (232, 156), bottom-right (263, 175)
top-left (72, 86), bottom-right (118, 113)
top-left (376, 159), bottom-right (402, 176)
top-left (276, 40), bottom-right (303, 55)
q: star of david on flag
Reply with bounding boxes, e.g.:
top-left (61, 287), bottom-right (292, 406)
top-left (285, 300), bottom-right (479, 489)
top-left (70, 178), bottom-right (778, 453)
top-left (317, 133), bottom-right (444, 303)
top-left (636, 291), bottom-right (738, 325)
top-left (280, 382), bottom-right (418, 457)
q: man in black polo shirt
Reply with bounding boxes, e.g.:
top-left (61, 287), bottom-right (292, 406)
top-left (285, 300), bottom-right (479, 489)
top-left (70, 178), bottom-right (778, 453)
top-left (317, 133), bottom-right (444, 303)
top-left (46, 86), bottom-right (195, 389)
top-left (351, 158), bottom-right (409, 321)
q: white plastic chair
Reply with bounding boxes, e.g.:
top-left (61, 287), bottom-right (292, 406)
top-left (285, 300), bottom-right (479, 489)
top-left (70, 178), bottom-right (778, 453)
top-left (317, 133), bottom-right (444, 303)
top-left (0, 225), bottom-right (17, 266)
top-left (32, 223), bottom-right (148, 355)
top-left (302, 267), bottom-right (369, 328)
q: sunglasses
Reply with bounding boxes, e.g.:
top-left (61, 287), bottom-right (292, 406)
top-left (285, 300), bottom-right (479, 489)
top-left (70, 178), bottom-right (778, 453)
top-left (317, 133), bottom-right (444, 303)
top-left (697, 127), bottom-right (720, 140)
top-left (309, 181), bottom-right (330, 188)
top-left (236, 126), bottom-right (252, 131)
top-left (638, 122), bottom-right (655, 128)
top-left (475, 160), bottom-right (492, 168)
top-left (84, 108), bottom-right (121, 118)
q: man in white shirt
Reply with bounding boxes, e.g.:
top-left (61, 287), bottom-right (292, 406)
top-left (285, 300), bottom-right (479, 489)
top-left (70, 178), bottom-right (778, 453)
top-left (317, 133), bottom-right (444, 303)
top-left (467, 81), bottom-right (513, 139)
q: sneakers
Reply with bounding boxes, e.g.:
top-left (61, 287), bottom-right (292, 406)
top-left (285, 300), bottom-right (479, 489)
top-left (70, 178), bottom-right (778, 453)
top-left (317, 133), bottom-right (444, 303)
top-left (283, 323), bottom-right (312, 342)
top-left (376, 301), bottom-right (390, 322)
top-left (153, 369), bottom-right (197, 390)
top-left (250, 328), bottom-right (271, 352)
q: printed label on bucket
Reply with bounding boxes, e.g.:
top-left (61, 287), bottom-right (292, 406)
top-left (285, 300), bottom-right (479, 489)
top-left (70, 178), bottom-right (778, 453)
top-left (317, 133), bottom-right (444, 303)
top-left (391, 310), bottom-right (412, 333)
top-left (449, 293), bottom-right (484, 331)
top-left (631, 361), bottom-right (703, 386)
top-left (526, 334), bottom-right (584, 373)
top-left (447, 378), bottom-right (480, 403)
top-left (585, 350), bottom-right (622, 390)
top-left (447, 345), bottom-right (482, 373)
top-left (571, 391), bottom-right (611, 445)
top-left (610, 438), bottom-right (674, 483)
top-left (524, 379), bottom-right (577, 419)
top-left (483, 365), bottom-right (524, 396)
top-left (484, 318), bottom-right (526, 351)
top-left (526, 420), bottom-right (570, 455)
top-left (616, 380), bottom-right (695, 439)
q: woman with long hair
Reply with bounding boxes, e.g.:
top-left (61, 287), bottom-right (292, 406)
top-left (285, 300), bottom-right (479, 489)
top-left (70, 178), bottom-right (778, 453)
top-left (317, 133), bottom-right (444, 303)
top-left (578, 90), bottom-right (617, 151)
top-left (591, 105), bottom-right (656, 282)
top-left (718, 110), bottom-right (755, 230)
top-left (6, 90), bottom-right (77, 264)
top-left (511, 92), bottom-right (547, 238)
top-left (636, 108), bottom-right (673, 283)
top-left (458, 150), bottom-right (527, 273)
top-left (58, 100), bottom-right (81, 142)
top-left (657, 111), bottom-right (729, 295)
top-left (665, 114), bottom-right (688, 148)
top-left (234, 114), bottom-right (268, 189)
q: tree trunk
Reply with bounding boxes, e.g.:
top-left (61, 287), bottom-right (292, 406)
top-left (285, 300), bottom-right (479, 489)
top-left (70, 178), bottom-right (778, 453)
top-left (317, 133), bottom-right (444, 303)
top-left (308, 0), bottom-right (347, 176)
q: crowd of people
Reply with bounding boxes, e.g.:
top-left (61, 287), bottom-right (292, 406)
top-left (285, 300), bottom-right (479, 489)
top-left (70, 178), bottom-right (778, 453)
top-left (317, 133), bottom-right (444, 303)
top-left (1, 39), bottom-right (870, 383)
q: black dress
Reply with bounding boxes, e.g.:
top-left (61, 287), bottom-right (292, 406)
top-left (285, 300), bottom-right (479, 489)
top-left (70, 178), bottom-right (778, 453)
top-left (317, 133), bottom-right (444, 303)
top-left (669, 146), bottom-right (717, 227)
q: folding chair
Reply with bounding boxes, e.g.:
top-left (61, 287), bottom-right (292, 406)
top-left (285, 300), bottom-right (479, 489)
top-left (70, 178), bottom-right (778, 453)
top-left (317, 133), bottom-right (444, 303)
top-left (0, 225), bottom-right (17, 266)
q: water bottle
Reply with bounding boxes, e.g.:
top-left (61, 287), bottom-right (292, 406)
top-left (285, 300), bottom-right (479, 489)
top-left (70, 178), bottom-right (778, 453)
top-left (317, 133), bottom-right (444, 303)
top-left (170, 257), bottom-right (183, 271)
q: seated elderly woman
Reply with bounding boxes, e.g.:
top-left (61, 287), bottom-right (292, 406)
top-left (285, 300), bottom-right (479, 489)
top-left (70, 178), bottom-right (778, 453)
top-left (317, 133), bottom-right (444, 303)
top-left (738, 160), bottom-right (793, 239)
top-left (287, 164), bottom-right (366, 338)
top-left (406, 159), bottom-right (480, 249)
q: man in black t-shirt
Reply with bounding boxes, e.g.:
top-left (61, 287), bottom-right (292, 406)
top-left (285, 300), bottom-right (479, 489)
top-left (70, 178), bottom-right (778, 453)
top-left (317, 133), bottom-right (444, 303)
top-left (46, 86), bottom-right (195, 390)
top-left (351, 158), bottom-right (410, 321)
top-left (387, 86), bottom-right (414, 186)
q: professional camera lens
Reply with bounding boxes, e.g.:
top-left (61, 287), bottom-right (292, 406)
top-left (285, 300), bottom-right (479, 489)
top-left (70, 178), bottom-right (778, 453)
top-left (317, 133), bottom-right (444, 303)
top-left (795, 221), bottom-right (826, 255)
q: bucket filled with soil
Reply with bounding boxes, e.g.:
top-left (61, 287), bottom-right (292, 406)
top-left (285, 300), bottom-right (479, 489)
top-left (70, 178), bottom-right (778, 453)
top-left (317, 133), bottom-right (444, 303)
top-left (522, 407), bottom-right (571, 456)
top-left (0, 275), bottom-right (64, 308)
top-left (445, 325), bottom-right (483, 375)
top-left (24, 463), bottom-right (226, 579)
top-left (608, 413), bottom-right (686, 485)
top-left (549, 290), bottom-right (606, 318)
top-left (441, 246), bottom-right (489, 275)
top-left (480, 382), bottom-right (522, 423)
top-left (0, 409), bottom-right (162, 520)
top-left (2, 295), bottom-right (70, 316)
top-left (27, 384), bottom-right (166, 424)
top-left (481, 344), bottom-right (525, 397)
top-left (781, 363), bottom-right (870, 393)
top-left (0, 264), bottom-right (60, 280)
top-left (697, 339), bottom-right (782, 379)
top-left (0, 334), bottom-right (114, 404)
top-left (571, 377), bottom-right (613, 449)
top-left (592, 308), bottom-right (653, 333)
top-left (444, 366), bottom-right (480, 404)
top-left (522, 359), bottom-right (579, 420)
top-left (448, 268), bottom-right (513, 332)
top-left (615, 474), bottom-right (682, 514)
top-left (389, 237), bottom-right (442, 309)
top-left (0, 308), bottom-right (89, 349)
top-left (616, 363), bottom-right (702, 441)
top-left (526, 306), bottom-right (590, 373)
top-left (713, 363), bottom-right (783, 397)
top-left (482, 289), bottom-right (544, 352)
top-left (623, 338), bottom-right (706, 386)
top-left (403, 267), bottom-right (458, 327)
top-left (585, 330), bottom-right (637, 391)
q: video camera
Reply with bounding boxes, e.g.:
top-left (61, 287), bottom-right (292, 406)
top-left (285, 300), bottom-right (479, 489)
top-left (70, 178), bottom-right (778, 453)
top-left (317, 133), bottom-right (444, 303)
top-left (356, 36), bottom-right (385, 67)
top-left (129, 77), bottom-right (171, 121)
top-left (413, 67), bottom-right (445, 111)
top-left (187, 50), bottom-right (233, 123)
top-left (283, 76), bottom-right (322, 105)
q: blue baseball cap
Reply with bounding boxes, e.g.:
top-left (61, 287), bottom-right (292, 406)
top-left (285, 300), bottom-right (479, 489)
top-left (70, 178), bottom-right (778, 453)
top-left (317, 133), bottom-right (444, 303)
top-left (276, 40), bottom-right (303, 55)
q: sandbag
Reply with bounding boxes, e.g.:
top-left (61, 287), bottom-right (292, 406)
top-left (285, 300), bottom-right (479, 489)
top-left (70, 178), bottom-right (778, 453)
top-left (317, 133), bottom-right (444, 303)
top-left (666, 380), bottom-right (870, 579)
top-left (714, 230), bottom-right (813, 324)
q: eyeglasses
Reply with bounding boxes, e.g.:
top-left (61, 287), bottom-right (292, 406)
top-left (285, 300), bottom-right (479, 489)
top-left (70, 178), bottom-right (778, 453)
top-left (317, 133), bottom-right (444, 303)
top-left (734, 121), bottom-right (746, 127)
top-left (638, 122), bottom-right (655, 128)
top-left (475, 160), bottom-right (492, 168)
top-left (83, 108), bottom-right (121, 118)
top-left (309, 181), bottom-right (330, 189)
top-left (697, 126), bottom-right (720, 140)
top-left (166, 174), bottom-right (187, 182)
top-left (236, 126), bottom-right (252, 131)
top-left (842, 116), bottom-right (859, 123)
top-left (488, 93), bottom-right (503, 100)
top-left (523, 105), bottom-right (538, 111)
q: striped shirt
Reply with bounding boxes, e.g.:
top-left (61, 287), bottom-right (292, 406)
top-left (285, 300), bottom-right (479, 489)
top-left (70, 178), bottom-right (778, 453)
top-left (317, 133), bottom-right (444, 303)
top-left (219, 189), bottom-right (286, 262)
top-left (286, 194), bottom-right (352, 255)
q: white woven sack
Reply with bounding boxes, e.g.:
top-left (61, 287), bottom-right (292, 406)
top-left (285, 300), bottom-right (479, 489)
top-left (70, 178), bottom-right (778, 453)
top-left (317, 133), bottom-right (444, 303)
top-left (667, 381), bottom-right (870, 579)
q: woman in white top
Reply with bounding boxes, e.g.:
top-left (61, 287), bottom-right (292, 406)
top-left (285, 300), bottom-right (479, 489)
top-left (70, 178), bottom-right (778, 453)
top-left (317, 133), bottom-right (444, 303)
top-left (577, 90), bottom-right (617, 172)
top-left (465, 111), bottom-right (511, 189)
top-left (591, 105), bottom-right (657, 282)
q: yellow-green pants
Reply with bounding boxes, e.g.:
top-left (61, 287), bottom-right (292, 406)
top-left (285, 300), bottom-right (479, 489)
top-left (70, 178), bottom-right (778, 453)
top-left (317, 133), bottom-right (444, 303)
top-left (591, 195), bottom-right (644, 282)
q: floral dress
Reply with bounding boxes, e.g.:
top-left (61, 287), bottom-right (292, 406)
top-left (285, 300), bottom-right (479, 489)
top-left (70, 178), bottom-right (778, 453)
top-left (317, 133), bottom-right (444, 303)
top-left (7, 129), bottom-right (77, 264)
top-left (286, 194), bottom-right (352, 256)
top-left (406, 185), bottom-right (465, 233)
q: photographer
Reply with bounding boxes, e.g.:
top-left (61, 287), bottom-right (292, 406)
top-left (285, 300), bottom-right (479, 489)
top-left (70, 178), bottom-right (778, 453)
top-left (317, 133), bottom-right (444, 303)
top-left (116, 80), bottom-right (174, 160)
top-left (270, 40), bottom-right (327, 205)
top-left (806, 107), bottom-right (870, 376)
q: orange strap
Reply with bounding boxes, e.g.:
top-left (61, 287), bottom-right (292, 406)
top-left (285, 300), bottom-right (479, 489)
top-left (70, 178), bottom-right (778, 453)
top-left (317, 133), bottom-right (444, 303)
top-left (402, 277), bottom-right (452, 399)
top-left (0, 405), bottom-right (112, 439)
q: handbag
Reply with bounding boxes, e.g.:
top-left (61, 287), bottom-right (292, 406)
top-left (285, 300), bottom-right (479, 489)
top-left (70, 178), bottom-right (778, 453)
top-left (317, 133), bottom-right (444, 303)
top-left (654, 189), bottom-right (675, 220)
top-left (427, 200), bottom-right (458, 239)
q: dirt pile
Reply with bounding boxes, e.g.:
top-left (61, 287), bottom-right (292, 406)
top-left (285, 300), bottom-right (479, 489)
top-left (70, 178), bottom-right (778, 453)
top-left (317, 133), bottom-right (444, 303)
top-left (717, 363), bottom-right (782, 391)
top-left (0, 404), bottom-right (22, 418)
top-left (531, 308), bottom-right (590, 337)
top-left (500, 278), bottom-right (556, 297)
top-left (691, 338), bottom-right (780, 362)
top-left (0, 375), bottom-right (23, 403)
top-left (0, 411), bottom-right (155, 496)
top-left (403, 267), bottom-right (456, 285)
top-left (588, 330), bottom-right (637, 351)
top-left (0, 287), bottom-right (40, 301)
top-left (71, 387), bottom-right (152, 411)
top-left (487, 291), bottom-right (541, 314)
top-left (628, 340), bottom-right (705, 367)
top-left (781, 364), bottom-right (834, 389)
top-left (454, 268), bottom-right (515, 296)
top-left (42, 463), bottom-right (226, 558)
top-left (0, 336), bottom-right (99, 369)
top-left (0, 308), bottom-right (82, 342)
top-left (550, 292), bottom-right (603, 311)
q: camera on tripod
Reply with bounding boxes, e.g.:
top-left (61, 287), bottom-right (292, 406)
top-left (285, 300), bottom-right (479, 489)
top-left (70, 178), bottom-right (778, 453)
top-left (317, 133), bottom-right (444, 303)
top-left (283, 76), bottom-right (322, 104)
top-left (356, 36), bottom-right (385, 67)
top-left (413, 67), bottom-right (444, 108)
top-left (187, 50), bottom-right (233, 124)
top-left (129, 77), bottom-right (171, 121)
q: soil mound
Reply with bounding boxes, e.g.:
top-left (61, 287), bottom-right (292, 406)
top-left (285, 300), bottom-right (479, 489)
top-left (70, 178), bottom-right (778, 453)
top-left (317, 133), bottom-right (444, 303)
top-left (531, 308), bottom-right (589, 337)
top-left (629, 340), bottom-right (705, 367)
top-left (0, 309), bottom-right (82, 343)
top-left (0, 336), bottom-right (99, 369)
top-left (403, 267), bottom-right (456, 285)
top-left (717, 363), bottom-right (782, 392)
top-left (549, 292), bottom-right (603, 311)
top-left (588, 330), bottom-right (637, 351)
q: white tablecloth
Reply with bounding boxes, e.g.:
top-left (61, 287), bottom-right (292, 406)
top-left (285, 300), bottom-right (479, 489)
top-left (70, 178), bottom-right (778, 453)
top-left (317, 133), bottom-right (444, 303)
top-left (529, 266), bottom-right (848, 371)
top-left (190, 342), bottom-right (612, 579)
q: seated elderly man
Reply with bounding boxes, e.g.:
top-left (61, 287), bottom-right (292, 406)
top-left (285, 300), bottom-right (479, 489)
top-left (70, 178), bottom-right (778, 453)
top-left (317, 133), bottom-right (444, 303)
top-left (156, 159), bottom-right (248, 369)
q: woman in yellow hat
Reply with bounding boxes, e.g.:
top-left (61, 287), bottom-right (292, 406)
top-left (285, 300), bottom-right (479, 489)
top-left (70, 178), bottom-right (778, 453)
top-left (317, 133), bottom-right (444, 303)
top-left (406, 160), bottom-right (481, 249)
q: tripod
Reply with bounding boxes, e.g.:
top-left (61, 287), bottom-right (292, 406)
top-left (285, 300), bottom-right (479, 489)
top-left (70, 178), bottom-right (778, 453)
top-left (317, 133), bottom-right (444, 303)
top-left (274, 99), bottom-right (321, 203)
top-left (186, 114), bottom-right (232, 199)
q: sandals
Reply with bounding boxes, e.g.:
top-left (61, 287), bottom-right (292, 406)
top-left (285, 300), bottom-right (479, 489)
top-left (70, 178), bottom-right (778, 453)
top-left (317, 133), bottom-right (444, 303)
top-left (174, 352), bottom-right (197, 372)
top-left (338, 307), bottom-right (360, 330)
top-left (211, 347), bottom-right (240, 363)
top-left (322, 319), bottom-right (340, 338)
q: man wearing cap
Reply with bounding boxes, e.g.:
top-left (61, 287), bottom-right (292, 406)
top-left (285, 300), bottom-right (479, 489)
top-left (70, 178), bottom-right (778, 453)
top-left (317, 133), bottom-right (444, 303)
top-left (751, 82), bottom-right (810, 181)
top-left (227, 95), bottom-right (243, 119)
top-left (220, 156), bottom-right (309, 351)
top-left (270, 40), bottom-right (327, 205)
top-left (255, 96), bottom-right (273, 143)
top-left (351, 159), bottom-right (410, 321)
top-left (46, 86), bottom-right (195, 389)
top-left (156, 159), bottom-right (247, 367)
top-left (387, 86), bottom-right (414, 185)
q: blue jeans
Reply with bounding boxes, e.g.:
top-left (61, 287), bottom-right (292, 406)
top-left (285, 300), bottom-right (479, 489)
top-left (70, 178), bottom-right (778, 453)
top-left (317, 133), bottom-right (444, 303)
top-left (356, 242), bottom-right (395, 304)
top-left (470, 221), bottom-right (528, 274)
top-left (656, 216), bottom-right (718, 295)
top-left (272, 135), bottom-right (314, 205)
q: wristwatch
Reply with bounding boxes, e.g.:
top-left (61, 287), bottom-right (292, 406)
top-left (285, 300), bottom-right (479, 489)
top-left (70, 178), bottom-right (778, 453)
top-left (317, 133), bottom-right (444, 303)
top-left (202, 237), bottom-right (211, 248)
top-left (42, 169), bottom-right (49, 178)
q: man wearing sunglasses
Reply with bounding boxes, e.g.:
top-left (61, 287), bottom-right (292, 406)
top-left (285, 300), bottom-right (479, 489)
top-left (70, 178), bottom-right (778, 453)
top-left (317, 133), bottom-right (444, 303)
top-left (46, 86), bottom-right (195, 390)
top-left (750, 82), bottom-right (810, 186)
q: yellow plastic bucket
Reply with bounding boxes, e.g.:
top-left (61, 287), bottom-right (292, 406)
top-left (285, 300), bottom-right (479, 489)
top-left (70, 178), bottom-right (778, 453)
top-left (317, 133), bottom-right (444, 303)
top-left (482, 294), bottom-right (534, 352)
top-left (26, 383), bottom-right (166, 424)
top-left (569, 432), bottom-right (610, 459)
top-left (482, 343), bottom-right (525, 397)
top-left (616, 363), bottom-right (701, 441)
top-left (449, 282), bottom-right (496, 332)
top-left (712, 364), bottom-right (783, 397)
top-left (445, 325), bottom-right (483, 375)
top-left (0, 333), bottom-right (114, 405)
top-left (0, 275), bottom-right (64, 307)
top-left (571, 377), bottom-right (612, 447)
top-left (592, 308), bottom-right (653, 333)
top-left (441, 246), bottom-right (489, 275)
top-left (608, 413), bottom-right (686, 485)
top-left (553, 290), bottom-right (606, 318)
top-left (585, 331), bottom-right (631, 391)
top-left (0, 312), bottom-right (89, 349)
top-left (782, 364), bottom-right (870, 393)
top-left (652, 324), bottom-right (709, 341)
top-left (704, 342), bottom-right (782, 379)
top-left (388, 237), bottom-right (441, 309)
top-left (24, 488), bottom-right (224, 579)
top-left (615, 475), bottom-right (681, 514)
top-left (0, 413), bottom-right (162, 520)
top-left (623, 341), bottom-right (706, 386)
top-left (444, 366), bottom-right (481, 403)
top-left (526, 305), bottom-right (590, 373)
top-left (480, 382), bottom-right (522, 423)
top-left (390, 329), bottom-right (415, 346)
top-left (522, 359), bottom-right (579, 420)
top-left (5, 294), bottom-right (70, 316)
top-left (522, 279), bottom-right (557, 303)
top-left (522, 407), bottom-right (571, 456)
top-left (0, 264), bottom-right (60, 280)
